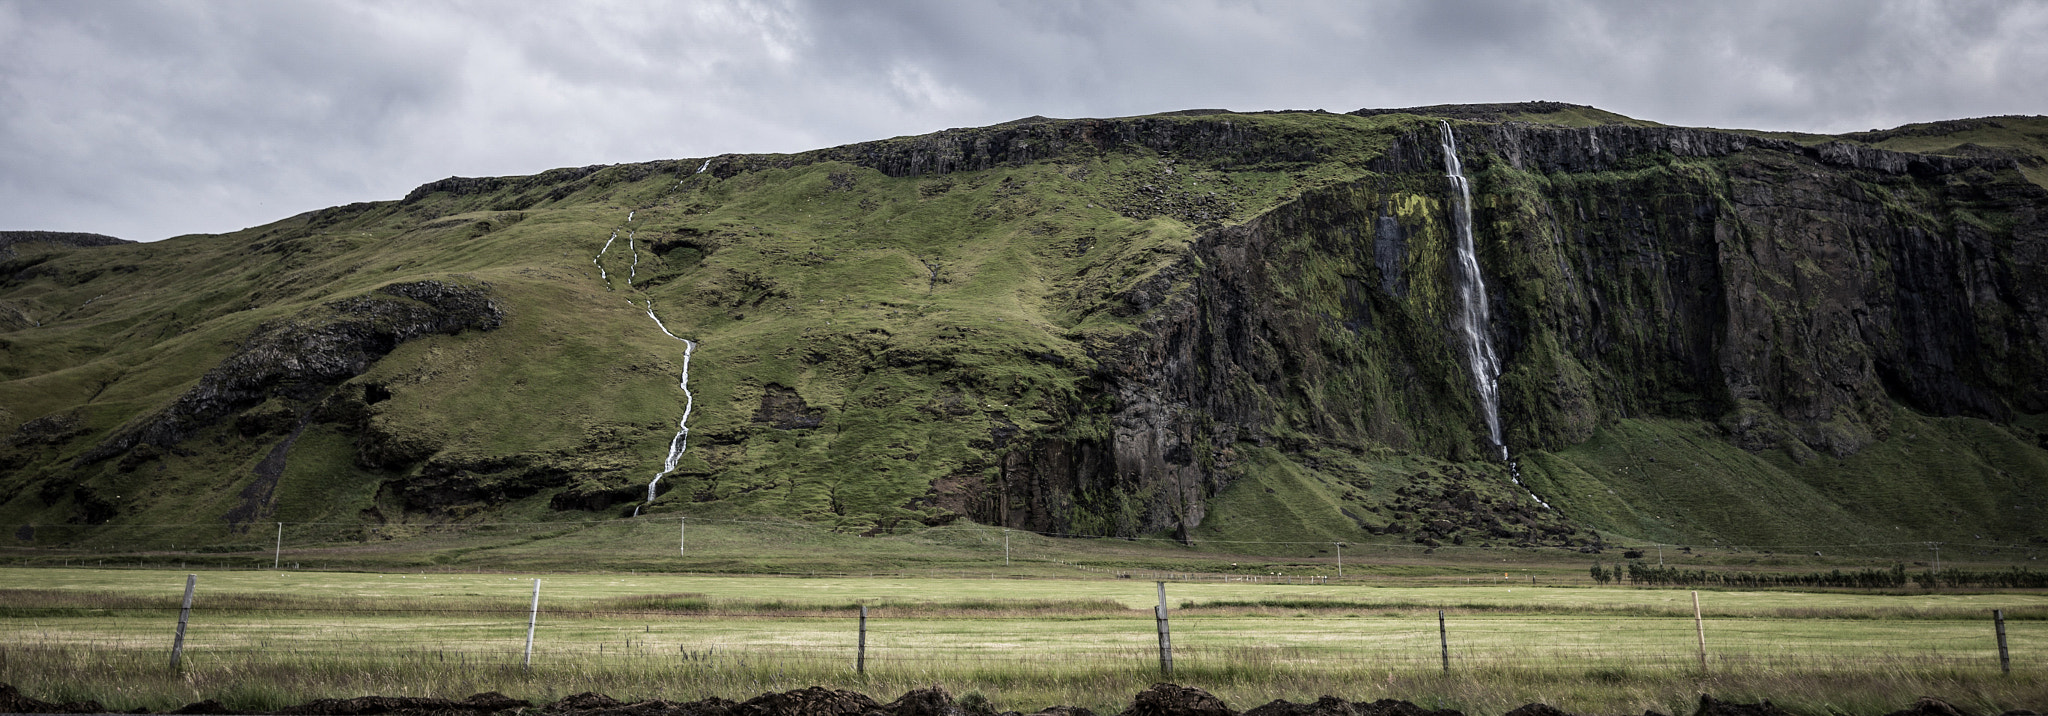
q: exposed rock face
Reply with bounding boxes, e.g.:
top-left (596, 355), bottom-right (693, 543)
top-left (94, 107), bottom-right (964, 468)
top-left (0, 230), bottom-right (130, 257)
top-left (78, 280), bottom-right (503, 465)
top-left (977, 115), bottom-right (2048, 537)
top-left (1453, 122), bottom-right (2048, 455)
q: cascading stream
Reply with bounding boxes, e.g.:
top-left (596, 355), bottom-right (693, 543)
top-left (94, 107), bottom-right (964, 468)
top-left (1438, 120), bottom-right (1506, 461)
top-left (628, 230), bottom-right (640, 285)
top-left (639, 299), bottom-right (696, 505)
top-left (588, 175), bottom-right (709, 515)
top-left (1439, 121), bottom-right (1548, 509)
top-left (593, 229), bottom-right (620, 285)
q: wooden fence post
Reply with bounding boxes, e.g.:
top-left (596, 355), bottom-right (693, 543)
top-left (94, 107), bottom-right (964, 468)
top-left (169, 574), bottom-right (196, 671)
top-left (1996, 609), bottom-right (2010, 675)
top-left (524, 579), bottom-right (540, 671)
top-left (1155, 581), bottom-right (1173, 676)
top-left (1693, 591), bottom-right (1707, 672)
top-left (1438, 609), bottom-right (1448, 672)
top-left (858, 605), bottom-right (868, 675)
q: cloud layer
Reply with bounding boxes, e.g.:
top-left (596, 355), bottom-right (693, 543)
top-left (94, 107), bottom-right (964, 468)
top-left (4, 0), bottom-right (2044, 241)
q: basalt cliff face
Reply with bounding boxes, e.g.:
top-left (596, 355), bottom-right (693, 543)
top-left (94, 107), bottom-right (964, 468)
top-left (3, 104), bottom-right (2045, 552)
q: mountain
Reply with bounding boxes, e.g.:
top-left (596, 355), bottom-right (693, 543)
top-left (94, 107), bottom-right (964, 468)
top-left (4, 103), bottom-right (2046, 557)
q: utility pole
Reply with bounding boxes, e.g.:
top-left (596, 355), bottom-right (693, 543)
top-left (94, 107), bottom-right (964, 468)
top-left (680, 516), bottom-right (686, 556)
top-left (1004, 528), bottom-right (1010, 568)
top-left (274, 523), bottom-right (282, 569)
top-left (1335, 542), bottom-right (1343, 578)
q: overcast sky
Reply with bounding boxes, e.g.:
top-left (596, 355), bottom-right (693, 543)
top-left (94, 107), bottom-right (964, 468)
top-left (4, 0), bottom-right (2045, 242)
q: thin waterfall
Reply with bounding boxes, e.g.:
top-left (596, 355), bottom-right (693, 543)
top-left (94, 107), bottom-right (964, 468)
top-left (1438, 120), bottom-right (1507, 462)
top-left (640, 299), bottom-right (696, 504)
top-left (589, 191), bottom-right (702, 515)
top-left (593, 229), bottom-right (620, 285)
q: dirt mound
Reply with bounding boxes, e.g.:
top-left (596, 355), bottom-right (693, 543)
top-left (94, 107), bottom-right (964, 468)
top-left (1691, 696), bottom-right (1791, 716)
top-left (1353, 700), bottom-right (1462, 716)
top-left (1244, 696), bottom-right (1358, 716)
top-left (732, 687), bottom-right (884, 716)
top-left (275, 692), bottom-right (530, 715)
top-left (0, 683), bottom-right (2034, 716)
top-left (0, 683), bottom-right (109, 714)
top-left (886, 688), bottom-right (965, 716)
top-left (1121, 684), bottom-right (1234, 716)
top-left (1500, 705), bottom-right (1571, 716)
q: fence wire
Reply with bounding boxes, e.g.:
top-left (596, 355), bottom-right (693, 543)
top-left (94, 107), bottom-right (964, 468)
top-left (1, 594), bottom-right (2029, 676)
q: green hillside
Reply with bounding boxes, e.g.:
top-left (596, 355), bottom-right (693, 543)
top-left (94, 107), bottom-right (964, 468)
top-left (3, 104), bottom-right (2044, 562)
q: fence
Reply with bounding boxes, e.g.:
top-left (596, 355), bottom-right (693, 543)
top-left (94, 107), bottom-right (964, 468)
top-left (0, 576), bottom-right (2031, 680)
top-left (9, 517), bottom-right (2043, 577)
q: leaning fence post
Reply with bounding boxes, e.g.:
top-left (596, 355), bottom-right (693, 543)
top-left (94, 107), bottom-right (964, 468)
top-left (169, 574), bottom-right (196, 671)
top-left (1693, 591), bottom-right (1708, 672)
top-left (1995, 609), bottom-right (2010, 675)
top-left (857, 605), bottom-right (869, 675)
top-left (1438, 609), bottom-right (1449, 672)
top-left (1155, 581), bottom-right (1173, 676)
top-left (524, 579), bottom-right (541, 671)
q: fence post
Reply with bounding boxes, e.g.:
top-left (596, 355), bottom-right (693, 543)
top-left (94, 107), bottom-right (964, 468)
top-left (858, 605), bottom-right (868, 675)
top-left (169, 574), bottom-right (196, 671)
top-left (1995, 609), bottom-right (2010, 675)
top-left (1438, 609), bottom-right (1448, 672)
top-left (1155, 581), bottom-right (1173, 676)
top-left (1693, 591), bottom-right (1707, 672)
top-left (524, 579), bottom-right (541, 671)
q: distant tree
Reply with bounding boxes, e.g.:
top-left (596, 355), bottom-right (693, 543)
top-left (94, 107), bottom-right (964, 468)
top-left (1590, 561), bottom-right (1609, 585)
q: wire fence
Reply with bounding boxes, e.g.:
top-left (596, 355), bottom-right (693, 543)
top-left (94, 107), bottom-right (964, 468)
top-left (0, 577), bottom-right (2029, 678)
top-left (8, 516), bottom-right (2042, 584)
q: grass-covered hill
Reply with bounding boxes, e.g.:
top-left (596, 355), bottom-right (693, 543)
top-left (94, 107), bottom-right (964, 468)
top-left (3, 103), bottom-right (2045, 559)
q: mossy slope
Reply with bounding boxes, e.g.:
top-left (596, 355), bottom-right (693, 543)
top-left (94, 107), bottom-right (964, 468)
top-left (2, 104), bottom-right (2044, 557)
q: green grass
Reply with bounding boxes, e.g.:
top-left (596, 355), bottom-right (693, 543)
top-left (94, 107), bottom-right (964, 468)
top-left (0, 568), bottom-right (2042, 715)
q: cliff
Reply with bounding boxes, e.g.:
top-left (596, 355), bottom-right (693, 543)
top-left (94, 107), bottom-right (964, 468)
top-left (2, 105), bottom-right (2044, 554)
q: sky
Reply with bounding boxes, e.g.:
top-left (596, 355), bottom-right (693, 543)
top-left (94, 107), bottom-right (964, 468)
top-left (3, 0), bottom-right (2045, 242)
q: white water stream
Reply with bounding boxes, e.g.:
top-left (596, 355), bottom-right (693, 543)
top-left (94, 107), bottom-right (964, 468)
top-left (593, 229), bottom-right (620, 284)
top-left (639, 299), bottom-right (697, 505)
top-left (1440, 122), bottom-right (1545, 508)
top-left (1439, 120), bottom-right (1508, 462)
top-left (591, 198), bottom-right (702, 514)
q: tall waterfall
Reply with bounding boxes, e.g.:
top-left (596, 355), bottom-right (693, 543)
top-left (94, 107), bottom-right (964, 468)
top-left (1438, 120), bottom-right (1508, 461)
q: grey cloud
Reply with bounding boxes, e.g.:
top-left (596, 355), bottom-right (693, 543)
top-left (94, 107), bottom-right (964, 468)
top-left (1, 0), bottom-right (2042, 242)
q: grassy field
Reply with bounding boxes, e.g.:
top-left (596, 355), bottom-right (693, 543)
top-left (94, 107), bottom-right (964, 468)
top-left (1, 568), bottom-right (2042, 715)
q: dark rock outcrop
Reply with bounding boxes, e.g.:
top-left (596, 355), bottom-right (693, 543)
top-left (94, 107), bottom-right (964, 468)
top-left (0, 230), bottom-right (130, 257)
top-left (974, 109), bottom-right (2048, 539)
top-left (78, 280), bottom-right (503, 465)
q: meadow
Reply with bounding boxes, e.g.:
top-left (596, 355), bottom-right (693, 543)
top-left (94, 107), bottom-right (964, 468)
top-left (1, 567), bottom-right (2041, 716)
